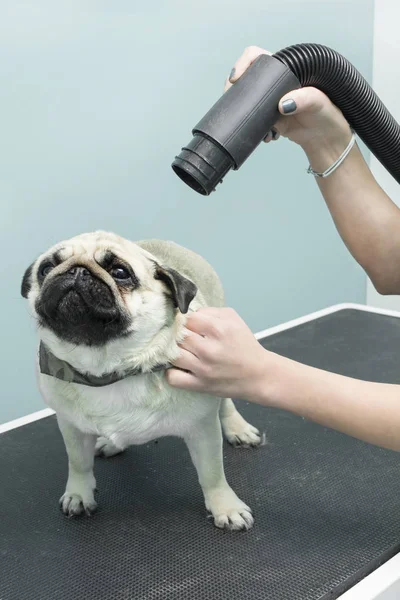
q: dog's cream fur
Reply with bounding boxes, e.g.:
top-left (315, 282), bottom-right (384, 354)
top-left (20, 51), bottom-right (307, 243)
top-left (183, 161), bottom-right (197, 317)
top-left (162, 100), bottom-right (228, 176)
top-left (23, 232), bottom-right (261, 530)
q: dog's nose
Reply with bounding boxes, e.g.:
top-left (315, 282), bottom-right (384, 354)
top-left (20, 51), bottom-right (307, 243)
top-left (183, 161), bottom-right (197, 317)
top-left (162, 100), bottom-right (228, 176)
top-left (68, 266), bottom-right (91, 278)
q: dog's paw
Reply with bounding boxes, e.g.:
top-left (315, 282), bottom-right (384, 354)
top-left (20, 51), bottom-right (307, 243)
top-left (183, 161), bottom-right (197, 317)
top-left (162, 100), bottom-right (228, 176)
top-left (95, 436), bottom-right (124, 458)
top-left (221, 411), bottom-right (262, 447)
top-left (205, 487), bottom-right (254, 531)
top-left (60, 492), bottom-right (97, 517)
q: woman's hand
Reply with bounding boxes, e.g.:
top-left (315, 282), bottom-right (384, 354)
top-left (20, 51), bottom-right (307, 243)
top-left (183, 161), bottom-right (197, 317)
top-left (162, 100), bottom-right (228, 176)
top-left (167, 308), bottom-right (273, 400)
top-left (226, 46), bottom-right (352, 153)
top-left (168, 307), bottom-right (400, 452)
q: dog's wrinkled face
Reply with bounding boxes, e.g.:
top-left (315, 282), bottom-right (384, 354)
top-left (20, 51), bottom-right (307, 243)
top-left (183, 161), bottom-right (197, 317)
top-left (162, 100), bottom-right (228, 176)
top-left (21, 231), bottom-right (197, 347)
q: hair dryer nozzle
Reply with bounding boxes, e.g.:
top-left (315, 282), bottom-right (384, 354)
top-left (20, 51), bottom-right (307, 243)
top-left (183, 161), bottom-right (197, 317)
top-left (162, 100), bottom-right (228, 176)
top-left (172, 135), bottom-right (234, 195)
top-left (172, 54), bottom-right (300, 195)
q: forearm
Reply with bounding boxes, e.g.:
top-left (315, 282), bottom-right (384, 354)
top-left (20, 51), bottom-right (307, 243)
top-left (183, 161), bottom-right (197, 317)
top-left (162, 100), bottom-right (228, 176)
top-left (258, 352), bottom-right (400, 451)
top-left (304, 137), bottom-right (400, 294)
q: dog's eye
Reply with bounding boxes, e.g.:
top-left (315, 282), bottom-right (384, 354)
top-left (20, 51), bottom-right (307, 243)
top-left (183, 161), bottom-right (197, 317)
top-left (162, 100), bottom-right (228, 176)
top-left (111, 266), bottom-right (131, 281)
top-left (39, 263), bottom-right (54, 278)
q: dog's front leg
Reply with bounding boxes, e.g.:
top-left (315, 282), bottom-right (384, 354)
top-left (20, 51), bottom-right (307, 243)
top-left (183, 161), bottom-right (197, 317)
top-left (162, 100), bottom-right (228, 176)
top-left (184, 411), bottom-right (254, 531)
top-left (57, 415), bottom-right (97, 517)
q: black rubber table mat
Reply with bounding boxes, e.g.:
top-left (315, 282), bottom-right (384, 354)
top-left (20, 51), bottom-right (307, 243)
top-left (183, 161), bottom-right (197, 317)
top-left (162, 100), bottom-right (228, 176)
top-left (1, 308), bottom-right (400, 600)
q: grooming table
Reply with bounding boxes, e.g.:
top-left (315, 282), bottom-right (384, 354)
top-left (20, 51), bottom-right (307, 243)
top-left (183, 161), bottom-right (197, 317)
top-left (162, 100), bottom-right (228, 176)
top-left (1, 304), bottom-right (400, 600)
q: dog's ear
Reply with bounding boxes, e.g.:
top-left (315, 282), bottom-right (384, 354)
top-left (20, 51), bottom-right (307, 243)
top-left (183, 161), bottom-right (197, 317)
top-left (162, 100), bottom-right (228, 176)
top-left (21, 262), bottom-right (34, 299)
top-left (155, 265), bottom-right (197, 314)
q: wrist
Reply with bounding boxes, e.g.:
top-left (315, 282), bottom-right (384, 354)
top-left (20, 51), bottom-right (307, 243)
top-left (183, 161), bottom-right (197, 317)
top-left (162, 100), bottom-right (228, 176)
top-left (252, 350), bottom-right (318, 414)
top-left (247, 349), bottom-right (294, 407)
top-left (301, 127), bottom-right (354, 174)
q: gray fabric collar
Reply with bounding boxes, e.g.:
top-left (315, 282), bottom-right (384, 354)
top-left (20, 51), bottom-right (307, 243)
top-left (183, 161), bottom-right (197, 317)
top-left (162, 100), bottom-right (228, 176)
top-left (39, 342), bottom-right (171, 387)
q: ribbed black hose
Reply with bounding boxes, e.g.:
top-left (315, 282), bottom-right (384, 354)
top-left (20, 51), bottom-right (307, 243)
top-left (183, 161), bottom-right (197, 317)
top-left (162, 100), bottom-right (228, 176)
top-left (274, 43), bottom-right (400, 183)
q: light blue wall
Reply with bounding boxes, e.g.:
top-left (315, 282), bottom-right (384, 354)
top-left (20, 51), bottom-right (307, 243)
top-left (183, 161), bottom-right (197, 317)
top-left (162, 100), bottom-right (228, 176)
top-left (1, 0), bottom-right (374, 422)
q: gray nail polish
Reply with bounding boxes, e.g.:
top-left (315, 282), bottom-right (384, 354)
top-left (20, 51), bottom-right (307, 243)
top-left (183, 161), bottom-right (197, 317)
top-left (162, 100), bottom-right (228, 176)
top-left (263, 130), bottom-right (272, 143)
top-left (282, 99), bottom-right (297, 114)
top-left (229, 67), bottom-right (236, 81)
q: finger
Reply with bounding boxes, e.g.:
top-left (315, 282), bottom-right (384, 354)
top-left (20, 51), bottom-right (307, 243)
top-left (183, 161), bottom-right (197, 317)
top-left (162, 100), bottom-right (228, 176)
top-left (279, 87), bottom-right (329, 116)
top-left (263, 130), bottom-right (273, 143)
top-left (179, 330), bottom-right (205, 356)
top-left (224, 77), bottom-right (232, 93)
top-left (166, 368), bottom-right (201, 391)
top-left (184, 311), bottom-right (212, 336)
top-left (271, 127), bottom-right (280, 141)
top-left (185, 310), bottom-right (225, 336)
top-left (264, 127), bottom-right (281, 143)
top-left (192, 307), bottom-right (236, 327)
top-left (198, 307), bottom-right (242, 324)
top-left (228, 46), bottom-right (272, 84)
top-left (194, 307), bottom-right (225, 318)
top-left (186, 307), bottom-right (238, 337)
top-left (172, 348), bottom-right (199, 371)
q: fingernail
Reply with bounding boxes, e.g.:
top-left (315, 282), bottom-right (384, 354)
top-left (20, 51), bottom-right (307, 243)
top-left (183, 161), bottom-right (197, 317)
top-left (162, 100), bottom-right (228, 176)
top-left (263, 130), bottom-right (273, 143)
top-left (282, 99), bottom-right (297, 114)
top-left (271, 128), bottom-right (279, 140)
top-left (229, 67), bottom-right (236, 82)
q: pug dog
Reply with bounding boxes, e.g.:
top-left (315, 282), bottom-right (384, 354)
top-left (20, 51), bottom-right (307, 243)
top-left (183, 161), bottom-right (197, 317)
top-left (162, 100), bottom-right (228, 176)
top-left (21, 232), bottom-right (261, 530)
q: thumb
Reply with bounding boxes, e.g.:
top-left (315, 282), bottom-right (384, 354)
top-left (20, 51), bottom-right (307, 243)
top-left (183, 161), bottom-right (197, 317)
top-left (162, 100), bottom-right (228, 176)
top-left (278, 87), bottom-right (330, 116)
top-left (165, 367), bottom-right (200, 391)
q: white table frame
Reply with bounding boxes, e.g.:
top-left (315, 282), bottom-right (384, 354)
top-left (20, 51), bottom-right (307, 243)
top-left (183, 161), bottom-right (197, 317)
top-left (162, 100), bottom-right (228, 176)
top-left (2, 302), bottom-right (400, 600)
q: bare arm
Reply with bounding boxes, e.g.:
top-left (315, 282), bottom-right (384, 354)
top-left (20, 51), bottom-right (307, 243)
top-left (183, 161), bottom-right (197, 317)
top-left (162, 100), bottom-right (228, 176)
top-left (227, 46), bottom-right (400, 294)
top-left (167, 309), bottom-right (400, 452)
top-left (304, 137), bottom-right (400, 294)
top-left (262, 351), bottom-right (400, 450)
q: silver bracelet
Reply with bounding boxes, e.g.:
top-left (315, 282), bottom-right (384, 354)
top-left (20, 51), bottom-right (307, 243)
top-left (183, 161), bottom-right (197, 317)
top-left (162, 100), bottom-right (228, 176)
top-left (307, 131), bottom-right (356, 178)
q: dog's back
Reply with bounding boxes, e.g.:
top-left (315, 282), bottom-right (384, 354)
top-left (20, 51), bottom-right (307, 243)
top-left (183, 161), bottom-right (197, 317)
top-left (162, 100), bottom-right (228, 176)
top-left (137, 239), bottom-right (224, 309)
